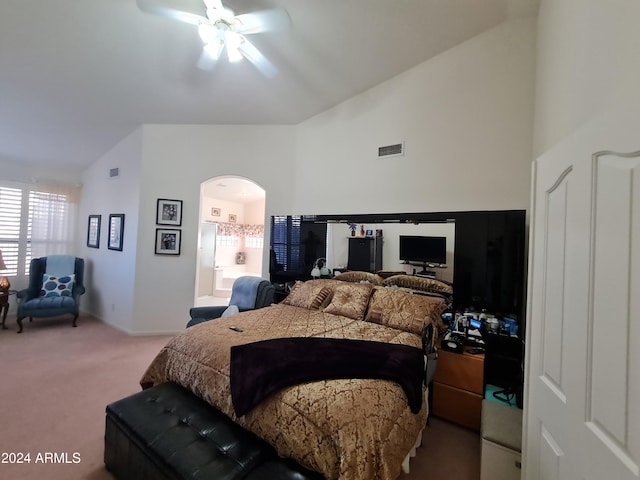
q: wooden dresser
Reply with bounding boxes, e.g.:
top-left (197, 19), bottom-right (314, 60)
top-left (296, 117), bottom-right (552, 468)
top-left (431, 346), bottom-right (484, 431)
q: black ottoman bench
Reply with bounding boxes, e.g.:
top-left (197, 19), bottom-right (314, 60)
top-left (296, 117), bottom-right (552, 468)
top-left (104, 382), bottom-right (323, 480)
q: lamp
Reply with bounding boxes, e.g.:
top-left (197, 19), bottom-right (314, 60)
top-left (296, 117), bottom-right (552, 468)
top-left (0, 249), bottom-right (9, 292)
top-left (311, 258), bottom-right (330, 279)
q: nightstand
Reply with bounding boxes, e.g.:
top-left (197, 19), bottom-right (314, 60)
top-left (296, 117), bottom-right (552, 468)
top-left (431, 346), bottom-right (484, 431)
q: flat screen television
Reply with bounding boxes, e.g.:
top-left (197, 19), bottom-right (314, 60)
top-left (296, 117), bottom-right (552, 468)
top-left (399, 235), bottom-right (447, 265)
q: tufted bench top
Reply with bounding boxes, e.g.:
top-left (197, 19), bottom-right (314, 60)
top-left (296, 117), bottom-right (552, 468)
top-left (104, 382), bottom-right (322, 480)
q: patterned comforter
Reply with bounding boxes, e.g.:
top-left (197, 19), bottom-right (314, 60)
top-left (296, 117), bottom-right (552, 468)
top-left (140, 302), bottom-right (430, 480)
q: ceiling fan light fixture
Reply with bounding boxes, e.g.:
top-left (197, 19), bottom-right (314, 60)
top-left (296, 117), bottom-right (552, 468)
top-left (204, 40), bottom-right (224, 60)
top-left (198, 22), bottom-right (217, 44)
top-left (225, 30), bottom-right (243, 63)
top-left (137, 0), bottom-right (288, 76)
top-left (227, 45), bottom-right (243, 63)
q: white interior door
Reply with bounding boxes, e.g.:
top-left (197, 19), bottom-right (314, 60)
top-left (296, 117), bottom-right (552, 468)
top-left (525, 149), bottom-right (640, 479)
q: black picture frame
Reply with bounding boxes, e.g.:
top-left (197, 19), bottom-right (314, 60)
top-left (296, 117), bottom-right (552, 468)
top-left (155, 228), bottom-right (181, 255)
top-left (156, 198), bottom-right (183, 226)
top-left (87, 215), bottom-right (101, 248)
top-left (108, 214), bottom-right (125, 251)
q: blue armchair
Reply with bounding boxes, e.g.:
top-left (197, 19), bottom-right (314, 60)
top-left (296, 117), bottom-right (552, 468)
top-left (187, 276), bottom-right (274, 328)
top-left (16, 256), bottom-right (85, 333)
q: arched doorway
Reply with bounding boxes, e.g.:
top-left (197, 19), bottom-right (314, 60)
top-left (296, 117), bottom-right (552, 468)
top-left (194, 176), bottom-right (266, 307)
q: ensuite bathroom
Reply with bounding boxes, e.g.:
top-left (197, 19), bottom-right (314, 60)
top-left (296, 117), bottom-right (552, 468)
top-left (195, 177), bottom-right (265, 306)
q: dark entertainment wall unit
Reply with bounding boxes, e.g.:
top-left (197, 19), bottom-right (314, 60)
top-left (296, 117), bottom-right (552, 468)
top-left (270, 209), bottom-right (528, 418)
top-left (271, 210), bottom-right (527, 326)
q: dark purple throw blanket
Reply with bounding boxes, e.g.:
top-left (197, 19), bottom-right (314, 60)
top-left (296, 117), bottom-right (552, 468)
top-left (229, 337), bottom-right (424, 417)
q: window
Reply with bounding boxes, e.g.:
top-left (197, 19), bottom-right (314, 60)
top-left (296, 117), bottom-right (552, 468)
top-left (0, 186), bottom-right (23, 275)
top-left (270, 215), bottom-right (301, 272)
top-left (0, 182), bottom-right (78, 277)
top-left (28, 190), bottom-right (74, 261)
top-left (245, 237), bottom-right (263, 249)
top-left (216, 235), bottom-right (239, 247)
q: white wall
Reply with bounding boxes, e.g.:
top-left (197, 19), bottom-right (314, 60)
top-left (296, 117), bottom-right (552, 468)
top-left (200, 197), bottom-right (243, 224)
top-left (79, 128), bottom-right (143, 332)
top-left (533, 0), bottom-right (640, 157)
top-left (293, 17), bottom-right (537, 215)
top-left (130, 125), bottom-right (294, 334)
top-left (245, 198), bottom-right (266, 224)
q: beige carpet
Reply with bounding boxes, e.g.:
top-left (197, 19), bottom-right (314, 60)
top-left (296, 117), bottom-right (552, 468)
top-left (0, 314), bottom-right (480, 480)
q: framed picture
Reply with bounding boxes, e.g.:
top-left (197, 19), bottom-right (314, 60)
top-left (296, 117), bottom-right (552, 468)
top-left (211, 207), bottom-right (221, 217)
top-left (108, 214), bottom-right (125, 251)
top-left (229, 213), bottom-right (237, 223)
top-left (155, 228), bottom-right (181, 255)
top-left (156, 198), bottom-right (183, 226)
top-left (87, 215), bottom-right (101, 248)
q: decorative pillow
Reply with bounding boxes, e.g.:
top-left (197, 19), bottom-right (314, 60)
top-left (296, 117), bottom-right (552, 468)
top-left (384, 284), bottom-right (451, 302)
top-left (281, 279), bottom-right (336, 310)
top-left (323, 282), bottom-right (374, 321)
top-left (382, 274), bottom-right (453, 298)
top-left (335, 271), bottom-right (384, 285)
top-left (40, 274), bottom-right (75, 297)
top-left (364, 286), bottom-right (447, 335)
top-left (375, 270), bottom-right (407, 279)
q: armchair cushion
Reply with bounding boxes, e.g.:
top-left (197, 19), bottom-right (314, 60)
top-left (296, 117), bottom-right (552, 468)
top-left (18, 296), bottom-right (77, 317)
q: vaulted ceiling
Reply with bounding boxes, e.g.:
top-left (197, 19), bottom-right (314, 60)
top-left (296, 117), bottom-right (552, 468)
top-left (0, 0), bottom-right (537, 170)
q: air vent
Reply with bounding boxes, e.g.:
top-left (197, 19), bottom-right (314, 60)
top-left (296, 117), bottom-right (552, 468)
top-left (378, 142), bottom-right (404, 158)
top-left (109, 168), bottom-right (119, 178)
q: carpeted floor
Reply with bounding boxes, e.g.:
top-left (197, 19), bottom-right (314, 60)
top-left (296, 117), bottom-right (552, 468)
top-left (0, 314), bottom-right (480, 480)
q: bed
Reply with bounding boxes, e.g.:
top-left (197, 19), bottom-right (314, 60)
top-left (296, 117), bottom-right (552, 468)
top-left (140, 275), bottom-right (450, 480)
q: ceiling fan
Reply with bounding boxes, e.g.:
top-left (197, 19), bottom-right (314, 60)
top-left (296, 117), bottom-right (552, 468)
top-left (136, 0), bottom-right (291, 77)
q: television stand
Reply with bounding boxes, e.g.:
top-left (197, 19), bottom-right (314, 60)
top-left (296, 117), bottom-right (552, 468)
top-left (415, 270), bottom-right (436, 278)
top-left (406, 262), bottom-right (446, 278)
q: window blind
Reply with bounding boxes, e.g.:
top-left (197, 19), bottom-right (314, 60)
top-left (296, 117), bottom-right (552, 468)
top-left (0, 182), bottom-right (78, 277)
top-left (270, 215), bottom-right (301, 272)
top-left (0, 186), bottom-right (24, 275)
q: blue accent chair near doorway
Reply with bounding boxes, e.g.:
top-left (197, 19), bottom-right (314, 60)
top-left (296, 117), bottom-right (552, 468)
top-left (16, 256), bottom-right (85, 333)
top-left (187, 276), bottom-right (274, 328)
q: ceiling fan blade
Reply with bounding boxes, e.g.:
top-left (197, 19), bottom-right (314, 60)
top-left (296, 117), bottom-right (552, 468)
top-left (238, 38), bottom-right (277, 78)
top-left (234, 8), bottom-right (292, 35)
top-left (136, 0), bottom-right (208, 25)
top-left (203, 0), bottom-right (232, 21)
top-left (203, 0), bottom-right (224, 11)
